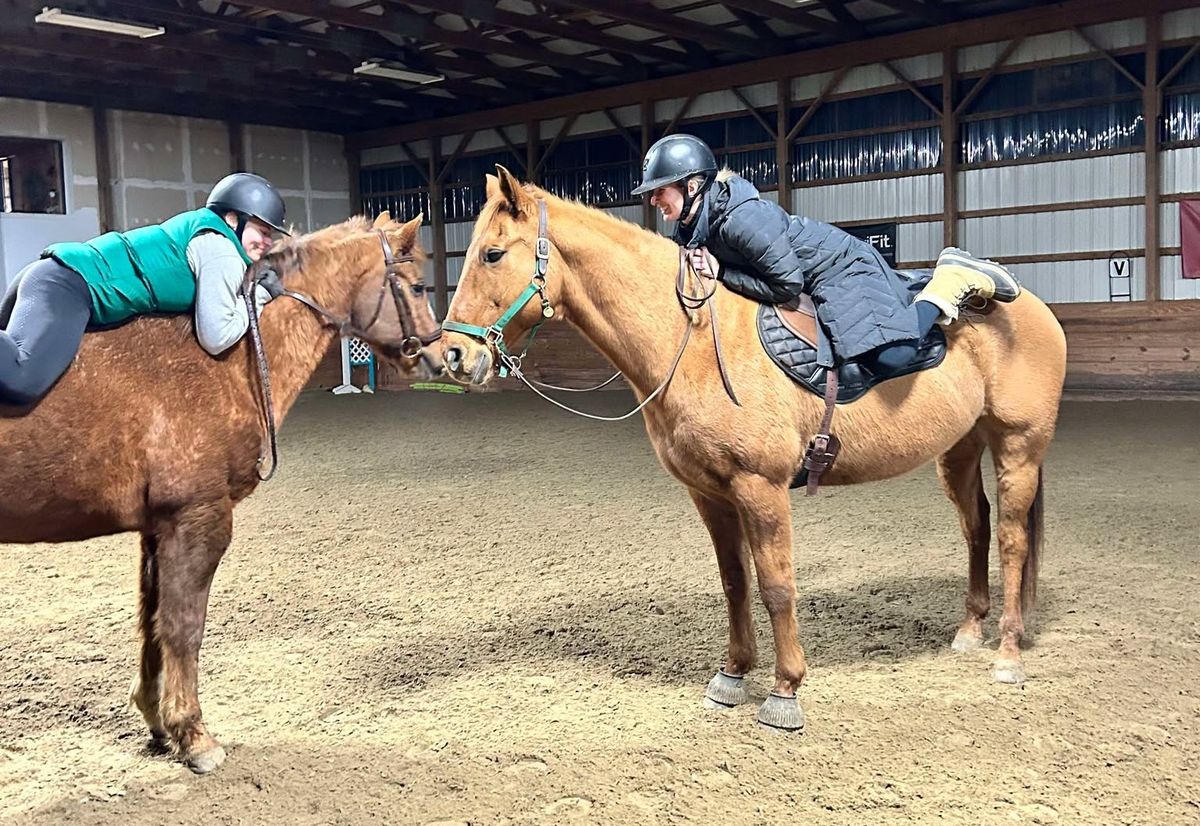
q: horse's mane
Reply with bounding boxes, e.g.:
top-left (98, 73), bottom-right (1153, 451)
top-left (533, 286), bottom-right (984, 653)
top-left (474, 184), bottom-right (665, 249)
top-left (258, 214), bottom-right (426, 282)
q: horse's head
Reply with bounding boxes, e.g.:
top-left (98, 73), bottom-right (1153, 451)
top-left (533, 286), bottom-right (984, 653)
top-left (442, 166), bottom-right (565, 385)
top-left (257, 211), bottom-right (443, 377)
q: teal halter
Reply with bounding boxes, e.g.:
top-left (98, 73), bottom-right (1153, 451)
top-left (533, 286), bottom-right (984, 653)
top-left (442, 199), bottom-right (555, 377)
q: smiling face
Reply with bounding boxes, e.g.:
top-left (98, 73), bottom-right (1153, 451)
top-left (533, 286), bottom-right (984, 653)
top-left (647, 177), bottom-right (703, 223)
top-left (224, 213), bottom-right (276, 262)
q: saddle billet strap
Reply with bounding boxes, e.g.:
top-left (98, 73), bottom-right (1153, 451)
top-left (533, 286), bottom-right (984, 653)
top-left (676, 247), bottom-right (740, 407)
top-left (803, 369), bottom-right (840, 497)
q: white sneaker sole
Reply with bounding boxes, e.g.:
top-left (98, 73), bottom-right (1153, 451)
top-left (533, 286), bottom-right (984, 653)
top-left (937, 251), bottom-right (1021, 300)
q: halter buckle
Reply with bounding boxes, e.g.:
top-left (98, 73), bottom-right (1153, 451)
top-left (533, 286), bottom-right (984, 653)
top-left (535, 237), bottom-right (550, 260)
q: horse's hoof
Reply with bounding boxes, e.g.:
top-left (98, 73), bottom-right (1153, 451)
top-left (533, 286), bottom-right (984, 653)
top-left (186, 744), bottom-right (227, 775)
top-left (951, 630), bottom-right (983, 653)
top-left (993, 659), bottom-right (1026, 685)
top-left (703, 670), bottom-right (748, 709)
top-left (756, 692), bottom-right (805, 732)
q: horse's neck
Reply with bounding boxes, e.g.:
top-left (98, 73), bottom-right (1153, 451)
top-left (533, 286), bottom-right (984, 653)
top-left (254, 256), bottom-right (358, 420)
top-left (553, 206), bottom-right (690, 397)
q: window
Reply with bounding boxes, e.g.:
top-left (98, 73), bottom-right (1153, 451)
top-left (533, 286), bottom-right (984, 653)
top-left (0, 137), bottom-right (65, 214)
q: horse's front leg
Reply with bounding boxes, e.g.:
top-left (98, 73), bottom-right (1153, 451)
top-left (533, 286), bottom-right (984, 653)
top-left (731, 476), bottom-right (806, 731)
top-left (152, 500), bottom-right (233, 773)
top-left (689, 490), bottom-right (755, 710)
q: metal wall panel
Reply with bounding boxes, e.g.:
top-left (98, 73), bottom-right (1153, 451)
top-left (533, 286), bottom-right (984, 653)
top-left (1164, 8), bottom-right (1200, 39)
top-left (961, 205), bottom-right (1144, 258)
top-left (1011, 258), bottom-right (1146, 304)
top-left (792, 174), bottom-right (943, 223)
top-left (1162, 147), bottom-right (1200, 195)
top-left (961, 153), bottom-right (1145, 210)
top-left (960, 20), bottom-right (1145, 73)
top-left (1161, 255), bottom-right (1200, 299)
top-left (898, 221), bottom-right (944, 265)
top-left (445, 220), bottom-right (475, 253)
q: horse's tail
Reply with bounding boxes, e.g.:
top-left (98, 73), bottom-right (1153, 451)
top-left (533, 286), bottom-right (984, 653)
top-left (1021, 465), bottom-right (1044, 614)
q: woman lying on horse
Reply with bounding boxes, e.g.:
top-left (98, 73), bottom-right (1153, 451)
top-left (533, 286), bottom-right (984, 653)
top-left (635, 134), bottom-right (1021, 372)
top-left (0, 172), bottom-right (287, 405)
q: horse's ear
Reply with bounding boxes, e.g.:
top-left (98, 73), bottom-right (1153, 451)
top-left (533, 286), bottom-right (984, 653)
top-left (485, 173), bottom-right (501, 202)
top-left (372, 211), bottom-right (391, 229)
top-left (495, 164), bottom-right (534, 216)
top-left (395, 214), bottom-right (423, 251)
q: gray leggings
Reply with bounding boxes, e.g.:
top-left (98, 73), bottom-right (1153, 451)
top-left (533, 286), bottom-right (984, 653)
top-left (0, 258), bottom-right (92, 405)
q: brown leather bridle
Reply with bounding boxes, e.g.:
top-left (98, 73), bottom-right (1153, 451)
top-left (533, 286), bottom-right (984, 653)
top-left (243, 229), bottom-right (442, 480)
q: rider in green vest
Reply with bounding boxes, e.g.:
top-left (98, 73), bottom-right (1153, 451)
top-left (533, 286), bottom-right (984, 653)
top-left (0, 172), bottom-right (288, 405)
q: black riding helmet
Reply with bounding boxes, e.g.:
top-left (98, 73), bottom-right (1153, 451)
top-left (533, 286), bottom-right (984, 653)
top-left (632, 134), bottom-right (718, 221)
top-left (206, 172), bottom-right (289, 238)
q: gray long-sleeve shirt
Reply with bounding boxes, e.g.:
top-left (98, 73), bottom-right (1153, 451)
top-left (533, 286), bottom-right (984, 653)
top-left (186, 231), bottom-right (269, 355)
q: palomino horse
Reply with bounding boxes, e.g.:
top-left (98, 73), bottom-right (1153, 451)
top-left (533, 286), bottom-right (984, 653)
top-left (442, 167), bottom-right (1066, 730)
top-left (0, 212), bottom-right (441, 772)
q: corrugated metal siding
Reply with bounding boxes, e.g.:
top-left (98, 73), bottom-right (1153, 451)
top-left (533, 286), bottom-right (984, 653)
top-left (600, 204), bottom-right (643, 225)
top-left (1164, 8), bottom-right (1200, 39)
top-left (1162, 148), bottom-right (1200, 195)
top-left (959, 20), bottom-right (1145, 73)
top-left (445, 220), bottom-right (474, 252)
top-left (1161, 255), bottom-right (1200, 299)
top-left (792, 174), bottom-right (943, 223)
top-left (1162, 201), bottom-right (1181, 247)
top-left (1012, 258), bottom-right (1145, 304)
top-left (961, 206), bottom-right (1144, 258)
top-left (898, 221), bottom-right (944, 265)
top-left (961, 154), bottom-right (1145, 210)
top-left (446, 255), bottom-right (464, 288)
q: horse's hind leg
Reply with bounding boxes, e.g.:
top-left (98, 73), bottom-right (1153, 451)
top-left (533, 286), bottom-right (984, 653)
top-left (987, 429), bottom-right (1047, 685)
top-left (936, 428), bottom-right (991, 653)
top-left (689, 491), bottom-right (754, 710)
top-left (153, 501), bottom-right (233, 773)
top-left (130, 533), bottom-right (167, 748)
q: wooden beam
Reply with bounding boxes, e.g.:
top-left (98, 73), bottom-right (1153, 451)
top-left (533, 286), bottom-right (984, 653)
top-left (494, 126), bottom-right (528, 174)
top-left (1159, 39), bottom-right (1200, 89)
top-left (434, 132), bottom-right (477, 187)
top-left (882, 60), bottom-right (942, 116)
top-left (954, 38), bottom-right (1024, 116)
top-left (533, 114), bottom-right (581, 178)
top-left (662, 95), bottom-right (699, 138)
top-left (776, 78), bottom-right (792, 209)
top-left (942, 48), bottom-right (958, 248)
top-left (1072, 26), bottom-right (1145, 90)
top-left (730, 87), bottom-right (778, 140)
top-left (398, 143), bottom-right (431, 185)
top-left (547, 0), bottom-right (772, 57)
top-left (640, 100), bottom-right (654, 229)
top-left (1145, 12), bottom-right (1162, 302)
top-left (92, 107), bottom-right (114, 233)
top-left (429, 146), bottom-right (448, 319)
top-left (718, 0), bottom-right (858, 38)
top-left (873, 0), bottom-right (956, 24)
top-left (233, 0), bottom-right (642, 80)
top-left (526, 121), bottom-right (539, 183)
top-left (350, 0), bottom-right (1198, 148)
top-left (601, 109), bottom-right (641, 154)
top-left (786, 66), bottom-right (850, 142)
top-left (228, 121), bottom-right (245, 171)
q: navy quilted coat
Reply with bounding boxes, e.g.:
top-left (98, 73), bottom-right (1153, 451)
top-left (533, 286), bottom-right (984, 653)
top-left (674, 173), bottom-right (922, 365)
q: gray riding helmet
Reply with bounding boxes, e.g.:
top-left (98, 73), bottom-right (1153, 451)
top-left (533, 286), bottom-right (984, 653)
top-left (631, 134), bottom-right (718, 196)
top-left (206, 172), bottom-right (289, 236)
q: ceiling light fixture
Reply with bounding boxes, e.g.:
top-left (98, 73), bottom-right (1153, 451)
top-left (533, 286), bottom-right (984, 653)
top-left (353, 60), bottom-right (444, 85)
top-left (35, 6), bottom-right (165, 38)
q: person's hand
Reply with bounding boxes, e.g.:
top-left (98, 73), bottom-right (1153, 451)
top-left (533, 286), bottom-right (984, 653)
top-left (255, 268), bottom-right (287, 300)
top-left (689, 247), bottom-right (720, 279)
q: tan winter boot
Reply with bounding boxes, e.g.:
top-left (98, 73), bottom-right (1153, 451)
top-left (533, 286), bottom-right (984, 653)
top-left (916, 247), bottom-right (1021, 324)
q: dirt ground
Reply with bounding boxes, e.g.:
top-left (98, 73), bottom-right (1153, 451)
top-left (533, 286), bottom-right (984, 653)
top-left (1, 391), bottom-right (1197, 825)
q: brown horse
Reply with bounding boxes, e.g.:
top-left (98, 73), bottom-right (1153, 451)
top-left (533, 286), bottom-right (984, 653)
top-left (0, 212), bottom-right (441, 772)
top-left (442, 168), bottom-right (1066, 730)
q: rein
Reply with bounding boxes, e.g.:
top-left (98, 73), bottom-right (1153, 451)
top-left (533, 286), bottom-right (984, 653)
top-left (243, 229), bottom-right (440, 481)
top-left (442, 199), bottom-right (739, 421)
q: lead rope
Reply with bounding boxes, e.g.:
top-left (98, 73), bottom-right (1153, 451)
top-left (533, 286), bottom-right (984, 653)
top-left (242, 276), bottom-right (280, 482)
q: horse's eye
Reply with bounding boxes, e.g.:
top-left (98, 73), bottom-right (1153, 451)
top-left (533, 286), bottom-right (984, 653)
top-left (411, 283), bottom-right (426, 295)
top-left (484, 248), bottom-right (505, 264)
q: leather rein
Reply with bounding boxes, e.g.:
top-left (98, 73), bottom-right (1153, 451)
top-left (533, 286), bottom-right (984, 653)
top-left (243, 230), bottom-right (441, 481)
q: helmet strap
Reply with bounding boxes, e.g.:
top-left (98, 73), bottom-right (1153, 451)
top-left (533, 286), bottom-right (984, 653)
top-left (679, 176), bottom-right (712, 225)
top-left (234, 214), bottom-right (248, 241)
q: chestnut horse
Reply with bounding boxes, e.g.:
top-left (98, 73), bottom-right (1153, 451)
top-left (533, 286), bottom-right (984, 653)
top-left (442, 168), bottom-right (1066, 730)
top-left (0, 212), bottom-right (441, 772)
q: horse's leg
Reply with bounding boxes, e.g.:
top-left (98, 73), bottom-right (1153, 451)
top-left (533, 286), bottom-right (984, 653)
top-left (730, 477), bottom-right (806, 731)
top-left (153, 501), bottom-right (233, 773)
top-left (987, 431), bottom-right (1046, 685)
top-left (130, 533), bottom-right (167, 748)
top-left (936, 428), bottom-right (991, 653)
top-left (689, 491), bottom-right (754, 710)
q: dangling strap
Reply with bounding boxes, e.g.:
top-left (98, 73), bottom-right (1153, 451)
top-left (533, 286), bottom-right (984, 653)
top-left (803, 370), bottom-right (840, 496)
top-left (678, 247), bottom-right (740, 407)
top-left (242, 272), bottom-right (279, 482)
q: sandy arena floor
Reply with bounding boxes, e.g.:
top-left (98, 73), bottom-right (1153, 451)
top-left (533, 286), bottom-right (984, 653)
top-left (1, 391), bottom-right (1197, 825)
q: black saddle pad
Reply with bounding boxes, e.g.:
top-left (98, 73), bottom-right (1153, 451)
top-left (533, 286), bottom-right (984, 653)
top-left (757, 304), bottom-right (947, 403)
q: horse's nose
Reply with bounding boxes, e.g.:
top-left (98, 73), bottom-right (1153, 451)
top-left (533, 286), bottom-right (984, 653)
top-left (445, 346), bottom-right (464, 374)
